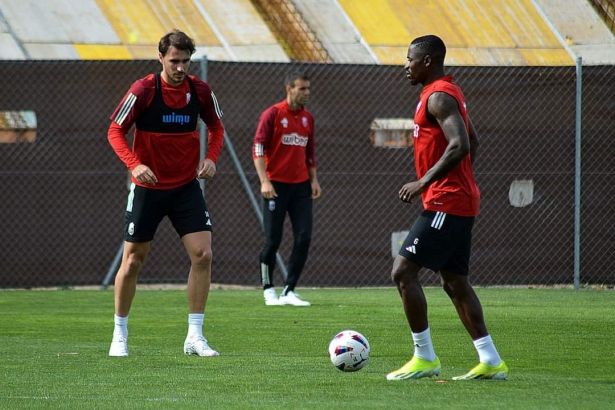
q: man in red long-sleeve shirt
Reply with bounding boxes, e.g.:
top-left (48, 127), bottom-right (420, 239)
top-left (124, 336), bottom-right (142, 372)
top-left (253, 71), bottom-right (322, 307)
top-left (107, 30), bottom-right (224, 358)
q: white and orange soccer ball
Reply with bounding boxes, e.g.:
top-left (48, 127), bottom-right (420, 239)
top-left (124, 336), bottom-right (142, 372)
top-left (328, 330), bottom-right (370, 372)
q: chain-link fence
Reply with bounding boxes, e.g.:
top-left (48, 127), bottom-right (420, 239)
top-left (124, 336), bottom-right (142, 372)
top-left (0, 59), bottom-right (613, 288)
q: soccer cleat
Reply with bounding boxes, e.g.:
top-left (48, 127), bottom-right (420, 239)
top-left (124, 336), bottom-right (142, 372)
top-left (184, 335), bottom-right (220, 357)
top-left (386, 356), bottom-right (441, 380)
top-left (109, 336), bottom-right (129, 357)
top-left (263, 288), bottom-right (283, 306)
top-left (452, 361), bottom-right (509, 380)
top-left (279, 290), bottom-right (311, 306)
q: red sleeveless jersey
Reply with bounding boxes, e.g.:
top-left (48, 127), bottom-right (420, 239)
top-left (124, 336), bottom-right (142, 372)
top-left (413, 75), bottom-right (480, 216)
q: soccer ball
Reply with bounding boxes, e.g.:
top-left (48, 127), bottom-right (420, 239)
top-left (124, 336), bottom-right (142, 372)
top-left (328, 330), bottom-right (370, 372)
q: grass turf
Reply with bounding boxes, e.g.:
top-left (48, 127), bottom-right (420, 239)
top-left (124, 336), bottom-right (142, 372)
top-left (1, 288), bottom-right (614, 409)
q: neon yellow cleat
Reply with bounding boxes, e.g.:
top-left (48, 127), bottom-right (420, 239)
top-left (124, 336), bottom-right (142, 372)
top-left (452, 361), bottom-right (509, 380)
top-left (386, 356), bottom-right (441, 380)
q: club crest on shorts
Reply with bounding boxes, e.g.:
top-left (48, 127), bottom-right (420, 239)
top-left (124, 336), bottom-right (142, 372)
top-left (268, 200), bottom-right (275, 211)
top-left (128, 222), bottom-right (135, 236)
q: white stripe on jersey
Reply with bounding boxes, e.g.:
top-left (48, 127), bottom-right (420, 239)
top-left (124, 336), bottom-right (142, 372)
top-left (254, 143), bottom-right (264, 157)
top-left (211, 91), bottom-right (223, 119)
top-left (431, 211), bottom-right (446, 230)
top-left (114, 93), bottom-right (137, 126)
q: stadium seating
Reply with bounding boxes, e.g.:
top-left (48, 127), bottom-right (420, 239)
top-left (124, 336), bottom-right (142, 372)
top-left (1, 0), bottom-right (614, 64)
top-left (96, 0), bottom-right (289, 62)
top-left (536, 0), bottom-right (615, 64)
top-left (0, 0), bottom-right (119, 59)
top-left (336, 0), bottom-right (575, 65)
top-left (0, 0), bottom-right (289, 61)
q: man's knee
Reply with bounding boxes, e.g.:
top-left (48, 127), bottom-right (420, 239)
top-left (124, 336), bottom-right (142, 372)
top-left (192, 247), bottom-right (213, 267)
top-left (391, 256), bottom-right (419, 285)
top-left (262, 239), bottom-right (281, 255)
top-left (441, 272), bottom-right (471, 298)
top-left (122, 252), bottom-right (146, 277)
top-left (294, 232), bottom-right (311, 250)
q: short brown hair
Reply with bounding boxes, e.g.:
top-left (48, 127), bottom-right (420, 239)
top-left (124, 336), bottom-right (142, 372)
top-left (159, 29), bottom-right (196, 56)
top-left (284, 71), bottom-right (309, 88)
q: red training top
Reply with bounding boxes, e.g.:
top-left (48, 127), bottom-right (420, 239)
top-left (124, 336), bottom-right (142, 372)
top-left (413, 75), bottom-right (480, 216)
top-left (108, 73), bottom-right (224, 190)
top-left (252, 100), bottom-right (316, 184)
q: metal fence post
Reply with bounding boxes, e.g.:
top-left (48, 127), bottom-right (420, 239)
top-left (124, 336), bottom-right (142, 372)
top-left (574, 57), bottom-right (582, 291)
top-left (101, 244), bottom-right (123, 290)
top-left (199, 57), bottom-right (208, 193)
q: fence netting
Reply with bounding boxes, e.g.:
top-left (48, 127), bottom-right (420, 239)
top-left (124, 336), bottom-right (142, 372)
top-left (0, 60), bottom-right (613, 288)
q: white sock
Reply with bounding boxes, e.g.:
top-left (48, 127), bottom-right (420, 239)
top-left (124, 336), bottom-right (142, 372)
top-left (473, 335), bottom-right (502, 367)
top-left (412, 328), bottom-right (436, 362)
top-left (188, 313), bottom-right (204, 338)
top-left (113, 314), bottom-right (128, 339)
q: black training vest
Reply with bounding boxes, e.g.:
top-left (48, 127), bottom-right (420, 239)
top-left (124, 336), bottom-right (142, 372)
top-left (136, 73), bottom-right (200, 133)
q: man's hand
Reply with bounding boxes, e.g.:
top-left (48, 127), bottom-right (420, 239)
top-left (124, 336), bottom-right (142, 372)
top-left (311, 181), bottom-right (322, 199)
top-left (398, 181), bottom-right (426, 203)
top-left (132, 164), bottom-right (158, 186)
top-left (197, 158), bottom-right (217, 179)
top-left (260, 180), bottom-right (277, 200)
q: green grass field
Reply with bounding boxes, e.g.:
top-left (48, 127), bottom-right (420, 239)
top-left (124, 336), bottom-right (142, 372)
top-left (1, 287), bottom-right (614, 409)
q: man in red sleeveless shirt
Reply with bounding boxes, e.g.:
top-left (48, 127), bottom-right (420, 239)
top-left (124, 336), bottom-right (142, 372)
top-left (386, 35), bottom-right (508, 381)
top-left (253, 72), bottom-right (322, 307)
top-left (107, 30), bottom-right (224, 358)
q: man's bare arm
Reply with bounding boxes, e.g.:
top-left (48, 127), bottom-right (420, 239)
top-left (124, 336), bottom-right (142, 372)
top-left (417, 92), bottom-right (471, 188)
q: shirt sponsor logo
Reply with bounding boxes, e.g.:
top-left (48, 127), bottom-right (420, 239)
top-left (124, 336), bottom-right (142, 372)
top-left (162, 112), bottom-right (191, 125)
top-left (281, 133), bottom-right (308, 147)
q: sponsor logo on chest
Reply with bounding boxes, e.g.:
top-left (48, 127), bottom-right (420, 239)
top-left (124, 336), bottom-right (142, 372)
top-left (281, 133), bottom-right (308, 147)
top-left (280, 116), bottom-right (309, 146)
top-left (162, 112), bottom-right (191, 125)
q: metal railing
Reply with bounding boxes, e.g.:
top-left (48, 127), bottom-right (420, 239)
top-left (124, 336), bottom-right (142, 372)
top-left (251, 0), bottom-right (331, 62)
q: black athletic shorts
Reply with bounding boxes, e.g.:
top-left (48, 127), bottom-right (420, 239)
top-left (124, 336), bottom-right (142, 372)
top-left (124, 179), bottom-right (212, 242)
top-left (398, 210), bottom-right (475, 276)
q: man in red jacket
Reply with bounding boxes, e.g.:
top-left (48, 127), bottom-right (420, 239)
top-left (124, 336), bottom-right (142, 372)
top-left (386, 35), bottom-right (508, 381)
top-left (253, 72), bottom-right (322, 307)
top-left (107, 30), bottom-right (224, 357)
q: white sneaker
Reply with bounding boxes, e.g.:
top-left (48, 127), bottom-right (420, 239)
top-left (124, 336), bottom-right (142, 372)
top-left (264, 288), bottom-right (283, 306)
top-left (109, 336), bottom-right (128, 357)
top-left (279, 290), bottom-right (311, 306)
top-left (184, 335), bottom-right (219, 357)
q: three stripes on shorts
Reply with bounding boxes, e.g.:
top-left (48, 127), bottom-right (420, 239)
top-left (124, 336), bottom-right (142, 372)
top-left (431, 211), bottom-right (446, 230)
